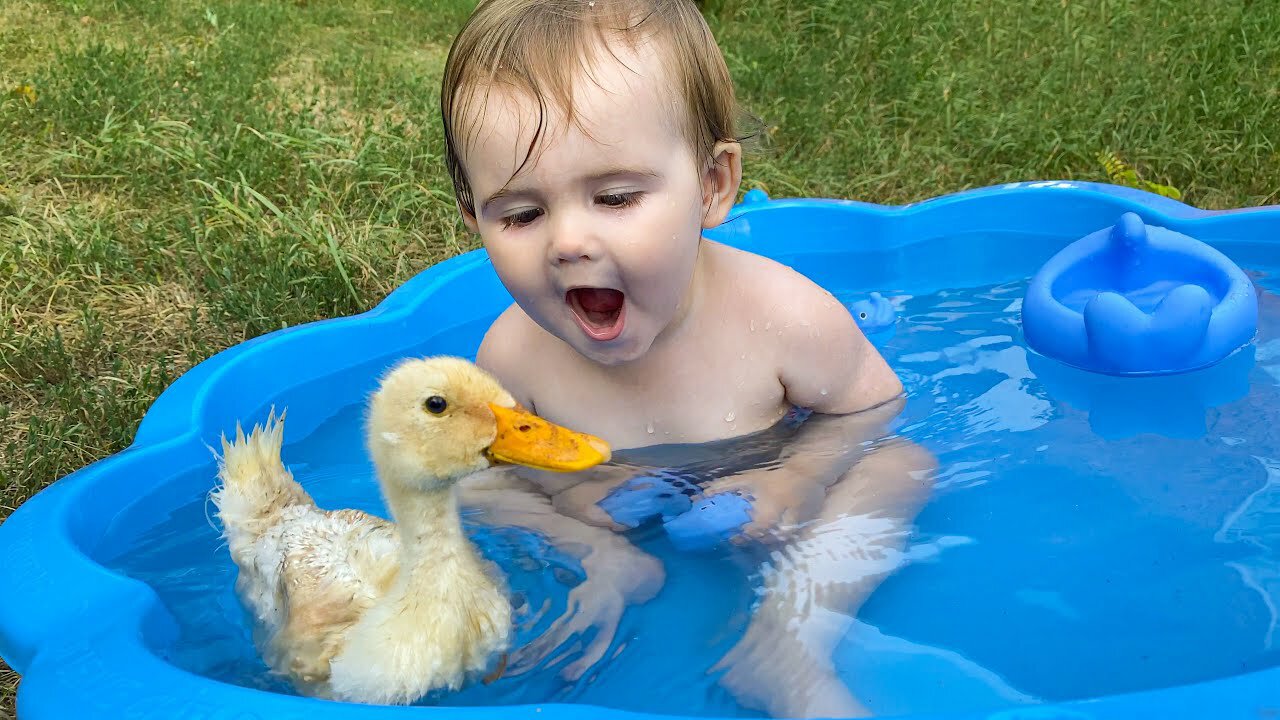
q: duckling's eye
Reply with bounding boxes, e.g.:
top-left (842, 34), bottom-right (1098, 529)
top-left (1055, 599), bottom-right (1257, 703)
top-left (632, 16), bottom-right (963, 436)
top-left (859, 311), bottom-right (868, 319)
top-left (424, 396), bottom-right (448, 415)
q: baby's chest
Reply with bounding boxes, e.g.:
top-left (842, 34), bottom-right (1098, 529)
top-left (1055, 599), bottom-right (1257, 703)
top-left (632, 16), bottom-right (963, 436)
top-left (539, 363), bottom-right (790, 448)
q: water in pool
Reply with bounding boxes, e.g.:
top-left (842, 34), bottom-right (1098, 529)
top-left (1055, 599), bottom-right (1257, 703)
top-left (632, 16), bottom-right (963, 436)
top-left (103, 239), bottom-right (1280, 718)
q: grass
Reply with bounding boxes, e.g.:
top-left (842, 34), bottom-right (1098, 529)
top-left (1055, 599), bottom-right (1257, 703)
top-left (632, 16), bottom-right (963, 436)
top-left (1, 0), bottom-right (1278, 712)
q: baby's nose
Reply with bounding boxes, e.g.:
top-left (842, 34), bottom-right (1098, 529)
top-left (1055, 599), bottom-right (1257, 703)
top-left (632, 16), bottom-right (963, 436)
top-left (549, 218), bottom-right (596, 264)
top-left (554, 243), bottom-right (591, 263)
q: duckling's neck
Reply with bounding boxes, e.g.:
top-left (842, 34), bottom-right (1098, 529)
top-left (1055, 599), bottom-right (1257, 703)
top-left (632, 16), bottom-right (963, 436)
top-left (382, 482), bottom-right (467, 556)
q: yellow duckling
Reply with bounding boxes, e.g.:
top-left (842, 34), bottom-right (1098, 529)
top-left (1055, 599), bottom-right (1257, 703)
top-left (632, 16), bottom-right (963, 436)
top-left (210, 356), bottom-right (610, 704)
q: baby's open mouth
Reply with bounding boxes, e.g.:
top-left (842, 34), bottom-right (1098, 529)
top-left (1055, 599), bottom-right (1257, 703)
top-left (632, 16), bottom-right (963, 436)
top-left (566, 287), bottom-right (626, 341)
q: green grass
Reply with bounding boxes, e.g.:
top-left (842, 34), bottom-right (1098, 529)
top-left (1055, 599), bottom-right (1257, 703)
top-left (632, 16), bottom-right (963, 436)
top-left (2, 0), bottom-right (1279, 711)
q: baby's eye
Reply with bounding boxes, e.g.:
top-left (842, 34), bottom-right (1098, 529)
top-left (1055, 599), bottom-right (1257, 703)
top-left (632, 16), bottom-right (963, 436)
top-left (596, 191), bottom-right (643, 209)
top-left (501, 207), bottom-right (543, 229)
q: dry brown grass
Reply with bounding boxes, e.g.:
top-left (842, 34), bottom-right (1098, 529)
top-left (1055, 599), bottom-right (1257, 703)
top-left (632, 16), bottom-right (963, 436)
top-left (0, 660), bottom-right (15, 718)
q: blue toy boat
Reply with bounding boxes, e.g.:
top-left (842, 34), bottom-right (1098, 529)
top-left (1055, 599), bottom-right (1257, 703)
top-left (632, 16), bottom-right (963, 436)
top-left (1021, 212), bottom-right (1258, 375)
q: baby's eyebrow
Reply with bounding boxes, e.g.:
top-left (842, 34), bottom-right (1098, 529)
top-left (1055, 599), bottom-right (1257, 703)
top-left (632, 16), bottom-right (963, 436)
top-left (581, 167), bottom-right (661, 184)
top-left (480, 186), bottom-right (516, 216)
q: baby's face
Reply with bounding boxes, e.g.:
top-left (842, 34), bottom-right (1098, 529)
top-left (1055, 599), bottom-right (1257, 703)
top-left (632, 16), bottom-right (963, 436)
top-left (459, 42), bottom-right (715, 365)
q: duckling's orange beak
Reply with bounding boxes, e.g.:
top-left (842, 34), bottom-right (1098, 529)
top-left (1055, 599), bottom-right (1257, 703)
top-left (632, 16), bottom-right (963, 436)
top-left (485, 404), bottom-right (611, 472)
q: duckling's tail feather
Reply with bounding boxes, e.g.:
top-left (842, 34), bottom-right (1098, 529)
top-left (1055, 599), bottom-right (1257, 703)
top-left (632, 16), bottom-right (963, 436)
top-left (211, 409), bottom-right (314, 545)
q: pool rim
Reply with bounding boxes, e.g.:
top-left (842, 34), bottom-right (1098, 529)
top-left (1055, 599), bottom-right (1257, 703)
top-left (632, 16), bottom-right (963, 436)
top-left (4, 179), bottom-right (1280, 720)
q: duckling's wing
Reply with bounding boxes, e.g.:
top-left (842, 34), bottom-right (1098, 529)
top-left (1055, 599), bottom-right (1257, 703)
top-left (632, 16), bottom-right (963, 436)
top-left (248, 506), bottom-right (401, 690)
top-left (287, 509), bottom-right (401, 603)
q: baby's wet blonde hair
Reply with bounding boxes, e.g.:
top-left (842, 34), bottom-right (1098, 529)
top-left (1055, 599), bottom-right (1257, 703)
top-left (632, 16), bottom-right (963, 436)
top-left (441, 0), bottom-right (747, 216)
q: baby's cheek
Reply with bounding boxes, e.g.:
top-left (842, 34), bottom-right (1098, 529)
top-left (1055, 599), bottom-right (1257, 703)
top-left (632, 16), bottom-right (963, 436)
top-left (629, 257), bottom-right (685, 314)
top-left (632, 220), bottom-right (696, 274)
top-left (487, 247), bottom-right (544, 298)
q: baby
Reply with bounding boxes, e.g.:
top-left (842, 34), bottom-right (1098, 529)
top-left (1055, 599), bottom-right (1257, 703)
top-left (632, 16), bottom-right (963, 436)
top-left (440, 1), bottom-right (934, 716)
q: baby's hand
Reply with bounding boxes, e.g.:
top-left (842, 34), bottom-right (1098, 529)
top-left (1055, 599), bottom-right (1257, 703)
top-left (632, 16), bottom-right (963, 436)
top-left (551, 474), bottom-right (630, 531)
top-left (511, 543), bottom-right (664, 680)
top-left (703, 467), bottom-right (827, 541)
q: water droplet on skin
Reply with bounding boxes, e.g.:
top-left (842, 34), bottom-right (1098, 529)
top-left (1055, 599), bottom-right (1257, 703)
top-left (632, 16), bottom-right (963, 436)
top-left (724, 411), bottom-right (736, 422)
top-left (820, 388), bottom-right (829, 396)
top-left (646, 422), bottom-right (655, 434)
top-left (750, 319), bottom-right (756, 332)
top-left (764, 320), bottom-right (773, 331)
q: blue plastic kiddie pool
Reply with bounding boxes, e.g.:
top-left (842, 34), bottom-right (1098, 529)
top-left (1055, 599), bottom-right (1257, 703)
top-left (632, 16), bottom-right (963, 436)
top-left (4, 181), bottom-right (1280, 719)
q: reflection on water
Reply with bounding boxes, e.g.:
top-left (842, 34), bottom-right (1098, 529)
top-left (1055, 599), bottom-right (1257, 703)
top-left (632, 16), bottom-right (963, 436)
top-left (103, 255), bottom-right (1280, 717)
top-left (1218, 456), bottom-right (1280, 650)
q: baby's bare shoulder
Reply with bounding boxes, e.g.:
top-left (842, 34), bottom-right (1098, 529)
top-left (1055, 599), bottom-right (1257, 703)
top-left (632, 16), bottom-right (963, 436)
top-left (707, 242), bottom-right (842, 318)
top-left (704, 242), bottom-right (902, 412)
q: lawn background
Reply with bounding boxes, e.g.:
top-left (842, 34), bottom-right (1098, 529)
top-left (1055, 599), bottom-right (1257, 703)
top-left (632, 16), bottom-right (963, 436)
top-left (2, 0), bottom-right (1279, 713)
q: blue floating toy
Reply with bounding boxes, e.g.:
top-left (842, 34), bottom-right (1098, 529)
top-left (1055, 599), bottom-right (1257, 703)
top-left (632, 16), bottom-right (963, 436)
top-left (1022, 212), bottom-right (1257, 375)
top-left (597, 471), bottom-right (696, 528)
top-left (663, 492), bottom-right (753, 551)
top-left (850, 292), bottom-right (897, 333)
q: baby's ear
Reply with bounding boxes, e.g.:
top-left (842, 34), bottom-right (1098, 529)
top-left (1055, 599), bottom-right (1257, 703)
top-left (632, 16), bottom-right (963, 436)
top-left (701, 141), bottom-right (743, 229)
top-left (457, 199), bottom-right (480, 233)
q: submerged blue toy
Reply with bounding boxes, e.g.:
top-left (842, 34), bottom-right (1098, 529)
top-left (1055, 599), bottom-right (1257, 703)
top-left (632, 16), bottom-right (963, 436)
top-left (599, 471), bottom-right (754, 550)
top-left (663, 493), bottom-right (753, 551)
top-left (1022, 212), bottom-right (1257, 375)
top-left (597, 471), bottom-right (696, 528)
top-left (850, 292), bottom-right (897, 333)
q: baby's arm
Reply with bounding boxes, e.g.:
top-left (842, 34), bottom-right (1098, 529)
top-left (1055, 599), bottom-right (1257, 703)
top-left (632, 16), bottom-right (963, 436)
top-left (777, 279), bottom-right (902, 415)
top-left (457, 469), bottom-right (664, 679)
top-left (711, 277), bottom-right (937, 716)
top-left (707, 276), bottom-right (907, 535)
top-left (703, 402), bottom-right (905, 536)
